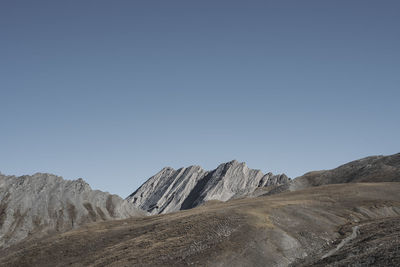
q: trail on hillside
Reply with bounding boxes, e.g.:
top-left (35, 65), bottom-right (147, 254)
top-left (322, 225), bottom-right (360, 259)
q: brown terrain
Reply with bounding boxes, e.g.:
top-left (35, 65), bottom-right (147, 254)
top-left (0, 182), bottom-right (399, 266)
top-left (297, 216), bottom-right (400, 266)
top-left (291, 153), bottom-right (400, 190)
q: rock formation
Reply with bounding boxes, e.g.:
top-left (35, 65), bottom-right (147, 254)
top-left (127, 160), bottom-right (289, 214)
top-left (0, 172), bottom-right (144, 248)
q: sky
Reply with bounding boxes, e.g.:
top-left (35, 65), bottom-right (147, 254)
top-left (1, 0), bottom-right (399, 197)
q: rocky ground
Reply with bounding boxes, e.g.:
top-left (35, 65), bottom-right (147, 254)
top-left (295, 216), bottom-right (400, 266)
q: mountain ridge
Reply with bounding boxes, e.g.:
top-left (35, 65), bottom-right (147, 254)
top-left (127, 160), bottom-right (290, 214)
top-left (288, 152), bottom-right (400, 191)
top-left (0, 172), bottom-right (144, 248)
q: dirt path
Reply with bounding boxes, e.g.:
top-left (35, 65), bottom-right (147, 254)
top-left (321, 225), bottom-right (360, 259)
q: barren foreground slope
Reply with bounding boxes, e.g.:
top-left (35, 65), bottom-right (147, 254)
top-left (296, 216), bottom-right (400, 266)
top-left (1, 183), bottom-right (399, 266)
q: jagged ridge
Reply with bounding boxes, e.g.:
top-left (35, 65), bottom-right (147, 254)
top-left (127, 160), bottom-right (289, 214)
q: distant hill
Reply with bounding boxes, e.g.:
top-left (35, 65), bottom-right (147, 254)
top-left (289, 152), bottom-right (400, 191)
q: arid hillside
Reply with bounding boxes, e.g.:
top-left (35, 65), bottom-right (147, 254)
top-left (295, 216), bottom-right (400, 266)
top-left (1, 182), bottom-right (399, 266)
top-left (290, 153), bottom-right (400, 190)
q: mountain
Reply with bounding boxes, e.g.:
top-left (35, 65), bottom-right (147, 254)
top-left (1, 153), bottom-right (400, 266)
top-left (288, 152), bottom-right (400, 191)
top-left (0, 172), bottom-right (144, 248)
top-left (2, 182), bottom-right (399, 266)
top-left (126, 160), bottom-right (289, 214)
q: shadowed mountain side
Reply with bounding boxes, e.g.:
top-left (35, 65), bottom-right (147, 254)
top-left (0, 173), bottom-right (145, 248)
top-left (1, 183), bottom-right (400, 266)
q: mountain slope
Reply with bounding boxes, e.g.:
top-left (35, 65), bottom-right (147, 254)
top-left (1, 183), bottom-right (399, 266)
top-left (296, 216), bottom-right (400, 266)
top-left (127, 160), bottom-right (289, 214)
top-left (289, 152), bottom-right (400, 191)
top-left (0, 172), bottom-right (144, 248)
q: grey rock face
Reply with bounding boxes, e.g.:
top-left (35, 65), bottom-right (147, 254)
top-left (127, 160), bottom-right (289, 214)
top-left (0, 173), bottom-right (144, 248)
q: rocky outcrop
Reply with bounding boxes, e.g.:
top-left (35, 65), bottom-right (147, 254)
top-left (0, 173), bottom-right (144, 248)
top-left (127, 160), bottom-right (290, 214)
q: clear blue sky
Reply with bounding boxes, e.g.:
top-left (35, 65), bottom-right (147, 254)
top-left (1, 1), bottom-right (399, 197)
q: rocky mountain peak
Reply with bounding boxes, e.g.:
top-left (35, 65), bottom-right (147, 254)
top-left (127, 161), bottom-right (290, 214)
